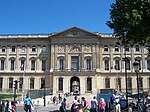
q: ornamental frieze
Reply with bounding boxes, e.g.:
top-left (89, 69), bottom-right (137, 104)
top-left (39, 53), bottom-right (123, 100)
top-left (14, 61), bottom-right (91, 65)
top-left (57, 45), bottom-right (65, 52)
top-left (69, 44), bottom-right (81, 53)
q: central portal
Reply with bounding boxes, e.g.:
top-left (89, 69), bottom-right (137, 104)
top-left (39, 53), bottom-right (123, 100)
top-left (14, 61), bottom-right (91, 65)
top-left (70, 76), bottom-right (80, 95)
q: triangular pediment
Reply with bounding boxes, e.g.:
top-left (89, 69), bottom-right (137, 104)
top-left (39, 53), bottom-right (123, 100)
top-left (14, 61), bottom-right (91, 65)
top-left (51, 27), bottom-right (100, 37)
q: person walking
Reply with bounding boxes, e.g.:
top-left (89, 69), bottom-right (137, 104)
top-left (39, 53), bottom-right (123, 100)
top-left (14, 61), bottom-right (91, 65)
top-left (60, 98), bottom-right (67, 112)
top-left (81, 97), bottom-right (89, 112)
top-left (5, 100), bottom-right (12, 112)
top-left (111, 89), bottom-right (122, 112)
top-left (24, 93), bottom-right (33, 112)
top-left (142, 91), bottom-right (150, 112)
top-left (98, 98), bottom-right (106, 112)
top-left (90, 96), bottom-right (98, 112)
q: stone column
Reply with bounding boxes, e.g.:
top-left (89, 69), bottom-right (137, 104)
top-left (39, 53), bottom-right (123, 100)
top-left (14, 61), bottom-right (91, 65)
top-left (65, 45), bottom-right (68, 69)
top-left (37, 45), bottom-right (41, 72)
top-left (26, 45), bottom-right (30, 72)
top-left (92, 45), bottom-right (96, 69)
top-left (110, 44), bottom-right (113, 72)
top-left (6, 45), bottom-right (10, 72)
top-left (141, 46), bottom-right (146, 72)
top-left (16, 45), bottom-right (20, 72)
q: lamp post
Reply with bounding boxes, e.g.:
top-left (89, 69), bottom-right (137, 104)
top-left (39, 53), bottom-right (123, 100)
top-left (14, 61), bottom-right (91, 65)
top-left (133, 60), bottom-right (140, 112)
top-left (116, 41), bottom-right (128, 107)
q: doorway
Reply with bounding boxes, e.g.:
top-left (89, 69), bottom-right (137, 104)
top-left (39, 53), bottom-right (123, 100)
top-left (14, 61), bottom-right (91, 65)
top-left (70, 76), bottom-right (80, 95)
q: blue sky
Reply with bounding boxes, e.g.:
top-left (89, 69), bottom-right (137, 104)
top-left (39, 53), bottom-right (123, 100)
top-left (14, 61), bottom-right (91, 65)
top-left (0, 0), bottom-right (115, 34)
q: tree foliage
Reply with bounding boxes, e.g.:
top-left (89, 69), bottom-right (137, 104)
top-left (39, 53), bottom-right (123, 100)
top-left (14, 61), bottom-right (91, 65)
top-left (107, 0), bottom-right (150, 46)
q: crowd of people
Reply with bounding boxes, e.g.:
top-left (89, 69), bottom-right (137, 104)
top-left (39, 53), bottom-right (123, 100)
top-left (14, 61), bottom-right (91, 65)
top-left (1, 90), bottom-right (150, 112)
top-left (59, 89), bottom-right (150, 112)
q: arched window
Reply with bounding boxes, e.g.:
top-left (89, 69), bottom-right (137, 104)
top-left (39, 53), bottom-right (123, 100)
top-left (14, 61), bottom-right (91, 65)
top-left (104, 59), bottom-right (109, 70)
top-left (58, 77), bottom-right (63, 91)
top-left (136, 59), bottom-right (141, 70)
top-left (126, 59), bottom-right (131, 70)
top-left (127, 77), bottom-right (132, 91)
top-left (59, 58), bottom-right (65, 70)
top-left (41, 78), bottom-right (45, 89)
top-left (87, 77), bottom-right (92, 91)
top-left (86, 58), bottom-right (91, 70)
top-left (30, 78), bottom-right (34, 89)
top-left (105, 78), bottom-right (110, 88)
top-left (114, 59), bottom-right (120, 70)
top-left (20, 60), bottom-right (25, 71)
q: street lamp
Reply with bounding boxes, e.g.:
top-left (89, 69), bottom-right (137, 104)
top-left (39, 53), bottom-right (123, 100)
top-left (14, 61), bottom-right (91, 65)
top-left (133, 60), bottom-right (140, 112)
top-left (116, 41), bottom-right (128, 107)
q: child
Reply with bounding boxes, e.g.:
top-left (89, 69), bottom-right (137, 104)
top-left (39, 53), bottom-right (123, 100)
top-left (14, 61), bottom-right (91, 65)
top-left (98, 98), bottom-right (106, 112)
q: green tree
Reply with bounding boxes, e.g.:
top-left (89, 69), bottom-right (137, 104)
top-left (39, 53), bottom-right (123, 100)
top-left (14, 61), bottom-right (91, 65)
top-left (107, 0), bottom-right (150, 46)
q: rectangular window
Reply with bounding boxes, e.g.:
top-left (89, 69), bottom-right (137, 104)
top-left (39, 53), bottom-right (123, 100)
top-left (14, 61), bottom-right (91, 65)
top-left (104, 60), bottom-right (109, 70)
top-left (105, 78), bottom-right (110, 88)
top-left (32, 46), bottom-right (36, 52)
top-left (42, 46), bottom-right (46, 52)
top-left (87, 78), bottom-right (92, 91)
top-left (127, 78), bottom-right (132, 91)
top-left (12, 46), bottom-right (15, 52)
top-left (30, 78), bottom-right (34, 89)
top-left (139, 77), bottom-right (143, 91)
top-left (147, 60), bottom-right (150, 70)
top-left (2, 46), bottom-right (5, 52)
top-left (19, 78), bottom-right (23, 89)
top-left (1, 60), bottom-right (5, 70)
top-left (71, 56), bottom-right (79, 71)
top-left (9, 78), bottom-right (13, 89)
top-left (41, 78), bottom-right (45, 89)
top-left (10, 60), bottom-right (15, 70)
top-left (58, 78), bottom-right (63, 91)
top-left (0, 78), bottom-right (3, 89)
top-left (21, 46), bottom-right (26, 53)
top-left (42, 60), bottom-right (46, 71)
top-left (31, 60), bottom-right (35, 70)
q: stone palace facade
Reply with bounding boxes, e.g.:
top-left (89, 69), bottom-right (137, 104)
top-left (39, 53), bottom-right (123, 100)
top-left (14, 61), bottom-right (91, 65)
top-left (0, 27), bottom-right (149, 95)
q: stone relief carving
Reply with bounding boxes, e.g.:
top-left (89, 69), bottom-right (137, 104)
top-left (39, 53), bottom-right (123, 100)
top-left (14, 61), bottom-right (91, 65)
top-left (59, 29), bottom-right (93, 37)
top-left (69, 44), bottom-right (81, 52)
top-left (57, 45), bottom-right (64, 52)
top-left (84, 45), bottom-right (92, 52)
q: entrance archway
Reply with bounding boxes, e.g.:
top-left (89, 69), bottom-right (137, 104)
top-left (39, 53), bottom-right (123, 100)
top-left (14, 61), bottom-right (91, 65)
top-left (70, 76), bottom-right (80, 95)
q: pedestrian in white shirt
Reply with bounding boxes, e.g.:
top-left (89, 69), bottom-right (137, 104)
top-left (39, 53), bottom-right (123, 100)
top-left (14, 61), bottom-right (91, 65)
top-left (111, 89), bottom-right (122, 112)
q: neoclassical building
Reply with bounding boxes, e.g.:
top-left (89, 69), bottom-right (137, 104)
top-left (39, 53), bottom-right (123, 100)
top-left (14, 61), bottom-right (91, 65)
top-left (0, 27), bottom-right (150, 95)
